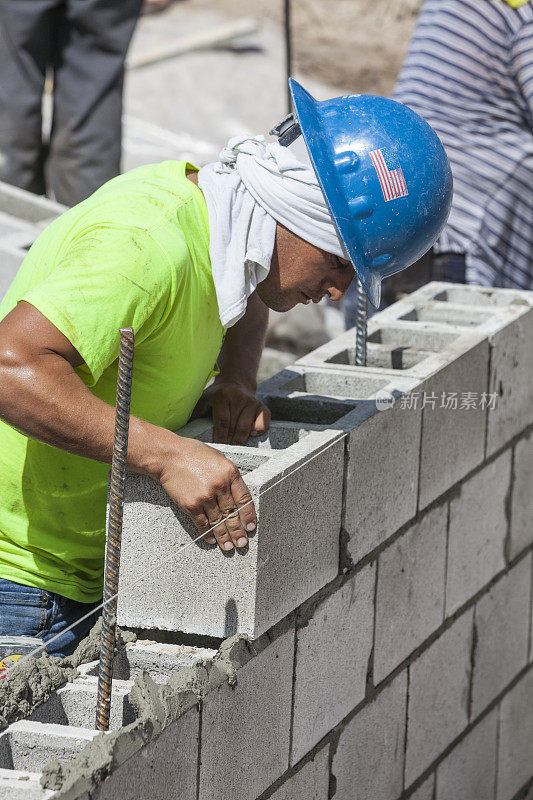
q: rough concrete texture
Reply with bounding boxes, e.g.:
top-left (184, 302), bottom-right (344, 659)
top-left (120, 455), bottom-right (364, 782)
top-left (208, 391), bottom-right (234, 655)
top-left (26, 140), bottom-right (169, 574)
top-left (332, 672), bottom-right (407, 800)
top-left (471, 556), bottom-right (531, 718)
top-left (435, 711), bottom-right (497, 800)
top-left (497, 668), bottom-right (533, 800)
top-left (408, 775), bottom-right (435, 800)
top-left (198, 627), bottom-right (295, 800)
top-left (270, 748), bottom-right (330, 800)
top-left (417, 338), bottom-right (489, 509)
top-left (343, 393), bottom-right (422, 565)
top-left (374, 504), bottom-right (447, 684)
top-left (39, 634), bottom-right (255, 798)
top-left (445, 450), bottom-right (511, 616)
top-left (0, 768), bottom-right (54, 800)
top-left (291, 563), bottom-right (375, 764)
top-left (117, 429), bottom-right (344, 638)
top-left (405, 612), bottom-right (473, 785)
top-left (0, 721), bottom-right (98, 772)
top-left (510, 430), bottom-right (533, 560)
top-left (486, 307), bottom-right (533, 456)
top-left (0, 618), bottom-right (135, 731)
top-left (29, 677), bottom-right (135, 730)
top-left (93, 706), bottom-right (199, 800)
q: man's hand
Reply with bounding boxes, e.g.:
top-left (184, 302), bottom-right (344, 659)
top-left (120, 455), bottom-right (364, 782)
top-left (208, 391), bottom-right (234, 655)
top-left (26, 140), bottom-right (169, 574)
top-left (193, 381), bottom-right (271, 445)
top-left (156, 432), bottom-right (257, 550)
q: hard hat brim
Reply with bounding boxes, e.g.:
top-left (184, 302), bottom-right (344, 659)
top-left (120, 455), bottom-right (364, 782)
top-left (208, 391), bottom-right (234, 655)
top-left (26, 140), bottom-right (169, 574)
top-left (288, 78), bottom-right (381, 308)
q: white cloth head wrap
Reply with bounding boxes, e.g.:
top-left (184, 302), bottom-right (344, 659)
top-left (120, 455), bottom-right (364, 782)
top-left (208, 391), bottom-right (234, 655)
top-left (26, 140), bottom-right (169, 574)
top-left (198, 135), bottom-right (345, 328)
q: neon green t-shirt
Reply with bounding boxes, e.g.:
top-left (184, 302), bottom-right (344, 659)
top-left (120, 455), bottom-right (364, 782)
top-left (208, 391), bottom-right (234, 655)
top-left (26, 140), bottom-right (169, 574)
top-left (0, 161), bottom-right (225, 602)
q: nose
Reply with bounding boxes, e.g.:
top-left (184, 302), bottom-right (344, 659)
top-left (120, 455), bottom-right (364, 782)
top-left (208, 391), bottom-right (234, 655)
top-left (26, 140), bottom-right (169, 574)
top-left (326, 268), bottom-right (355, 302)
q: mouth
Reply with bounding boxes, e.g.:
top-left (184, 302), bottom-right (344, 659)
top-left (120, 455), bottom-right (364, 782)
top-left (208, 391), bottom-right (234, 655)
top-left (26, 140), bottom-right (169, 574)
top-left (300, 292), bottom-right (312, 305)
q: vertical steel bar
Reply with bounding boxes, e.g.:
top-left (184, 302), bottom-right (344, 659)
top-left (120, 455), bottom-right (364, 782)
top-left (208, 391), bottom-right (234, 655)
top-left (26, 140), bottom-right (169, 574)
top-left (95, 327), bottom-right (134, 732)
top-left (284, 0), bottom-right (292, 114)
top-left (355, 278), bottom-right (368, 367)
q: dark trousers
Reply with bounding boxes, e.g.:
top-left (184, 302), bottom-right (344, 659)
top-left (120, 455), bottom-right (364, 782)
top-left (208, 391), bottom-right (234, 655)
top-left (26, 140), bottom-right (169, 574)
top-left (0, 0), bottom-right (142, 207)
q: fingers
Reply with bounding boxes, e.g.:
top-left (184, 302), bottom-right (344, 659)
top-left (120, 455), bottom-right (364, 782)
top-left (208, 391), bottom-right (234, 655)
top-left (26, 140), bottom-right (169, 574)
top-left (250, 404), bottom-right (271, 438)
top-left (230, 402), bottom-right (261, 445)
top-left (189, 510), bottom-right (217, 545)
top-left (230, 474), bottom-right (257, 533)
top-left (203, 496), bottom-right (248, 552)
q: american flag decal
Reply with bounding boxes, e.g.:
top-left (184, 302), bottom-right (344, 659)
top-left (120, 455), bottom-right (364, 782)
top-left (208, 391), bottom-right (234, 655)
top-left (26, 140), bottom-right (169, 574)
top-left (369, 148), bottom-right (408, 202)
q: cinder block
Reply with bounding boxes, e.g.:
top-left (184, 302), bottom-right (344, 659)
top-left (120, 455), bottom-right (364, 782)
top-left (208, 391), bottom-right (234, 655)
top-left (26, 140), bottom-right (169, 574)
top-left (94, 706), bottom-right (199, 800)
top-left (496, 668), bottom-right (533, 800)
top-left (486, 307), bottom-right (533, 455)
top-left (446, 451), bottom-right (511, 616)
top-left (28, 676), bottom-right (135, 730)
top-left (409, 776), bottom-right (435, 800)
top-left (0, 721), bottom-right (98, 772)
top-left (0, 180), bottom-right (65, 222)
top-left (291, 563), bottom-right (376, 764)
top-left (374, 505), bottom-right (447, 684)
top-left (472, 556), bottom-right (531, 717)
top-left (198, 627), bottom-right (295, 800)
top-left (510, 431), bottom-right (533, 560)
top-left (405, 611), bottom-right (473, 785)
top-left (117, 428), bottom-right (344, 639)
top-left (343, 393), bottom-right (422, 564)
top-left (418, 338), bottom-right (489, 509)
top-left (0, 768), bottom-right (53, 800)
top-left (435, 710), bottom-right (497, 800)
top-left (332, 671), bottom-right (407, 800)
top-left (270, 748), bottom-right (330, 800)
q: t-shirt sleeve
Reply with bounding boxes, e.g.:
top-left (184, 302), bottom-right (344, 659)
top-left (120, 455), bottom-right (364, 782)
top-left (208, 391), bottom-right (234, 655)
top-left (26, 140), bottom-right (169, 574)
top-left (510, 20), bottom-right (533, 127)
top-left (21, 225), bottom-right (174, 385)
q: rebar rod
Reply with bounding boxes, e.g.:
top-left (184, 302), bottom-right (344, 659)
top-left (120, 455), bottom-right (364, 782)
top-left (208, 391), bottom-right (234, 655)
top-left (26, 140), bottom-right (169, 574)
top-left (95, 327), bottom-right (134, 732)
top-left (355, 278), bottom-right (368, 367)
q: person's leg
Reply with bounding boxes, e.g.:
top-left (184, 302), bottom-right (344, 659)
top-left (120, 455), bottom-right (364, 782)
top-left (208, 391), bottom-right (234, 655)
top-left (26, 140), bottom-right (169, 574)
top-left (48, 0), bottom-right (142, 206)
top-left (0, 1), bottom-right (56, 194)
top-left (0, 576), bottom-right (100, 657)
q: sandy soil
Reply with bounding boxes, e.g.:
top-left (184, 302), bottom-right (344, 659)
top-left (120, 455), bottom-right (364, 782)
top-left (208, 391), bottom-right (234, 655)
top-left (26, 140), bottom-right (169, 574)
top-left (191, 0), bottom-right (423, 96)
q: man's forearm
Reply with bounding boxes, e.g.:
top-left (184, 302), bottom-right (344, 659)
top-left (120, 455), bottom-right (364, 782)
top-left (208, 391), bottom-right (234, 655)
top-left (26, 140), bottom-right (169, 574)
top-left (215, 291), bottom-right (269, 389)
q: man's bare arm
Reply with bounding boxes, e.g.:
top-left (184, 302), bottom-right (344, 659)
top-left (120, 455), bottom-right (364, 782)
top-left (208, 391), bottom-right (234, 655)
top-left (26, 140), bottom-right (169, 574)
top-left (193, 290), bottom-right (272, 444)
top-left (0, 301), bottom-right (256, 551)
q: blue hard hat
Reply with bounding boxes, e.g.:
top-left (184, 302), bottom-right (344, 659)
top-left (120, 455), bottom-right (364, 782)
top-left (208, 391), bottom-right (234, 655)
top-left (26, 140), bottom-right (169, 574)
top-left (288, 79), bottom-right (453, 308)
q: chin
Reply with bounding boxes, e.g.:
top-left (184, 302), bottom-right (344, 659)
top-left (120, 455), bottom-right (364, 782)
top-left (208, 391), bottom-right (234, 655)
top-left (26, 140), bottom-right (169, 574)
top-left (256, 286), bottom-right (295, 312)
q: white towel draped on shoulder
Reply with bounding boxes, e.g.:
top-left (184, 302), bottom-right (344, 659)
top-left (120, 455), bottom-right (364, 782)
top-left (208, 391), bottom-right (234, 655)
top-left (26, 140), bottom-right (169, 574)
top-left (198, 135), bottom-right (344, 328)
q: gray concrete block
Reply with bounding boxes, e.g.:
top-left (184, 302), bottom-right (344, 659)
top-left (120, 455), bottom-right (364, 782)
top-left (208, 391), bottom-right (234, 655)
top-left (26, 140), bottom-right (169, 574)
top-left (446, 451), bottom-right (511, 616)
top-left (420, 283), bottom-right (533, 310)
top-left (332, 671), bottom-right (407, 800)
top-left (0, 721), bottom-right (98, 772)
top-left (374, 505), bottom-right (447, 684)
top-left (270, 748), bottom-right (330, 800)
top-left (0, 180), bottom-right (65, 223)
top-left (343, 392), bottom-right (422, 564)
top-left (510, 431), bottom-right (533, 560)
top-left (28, 676), bottom-right (135, 730)
top-left (406, 611), bottom-right (473, 785)
top-left (198, 627), bottom-right (295, 800)
top-left (0, 768), bottom-right (53, 800)
top-left (93, 705), bottom-right (199, 800)
top-left (486, 307), bottom-right (533, 455)
top-left (418, 338), bottom-right (489, 509)
top-left (291, 564), bottom-right (376, 764)
top-left (472, 556), bottom-right (531, 717)
top-left (409, 776), bottom-right (435, 800)
top-left (117, 428), bottom-right (344, 638)
top-left (436, 710), bottom-right (497, 800)
top-left (496, 668), bottom-right (533, 800)
top-left (79, 641), bottom-right (216, 684)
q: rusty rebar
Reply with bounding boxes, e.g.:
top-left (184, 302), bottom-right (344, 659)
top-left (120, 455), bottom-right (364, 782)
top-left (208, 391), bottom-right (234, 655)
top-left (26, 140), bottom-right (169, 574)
top-left (96, 327), bottom-right (134, 732)
top-left (355, 278), bottom-right (368, 367)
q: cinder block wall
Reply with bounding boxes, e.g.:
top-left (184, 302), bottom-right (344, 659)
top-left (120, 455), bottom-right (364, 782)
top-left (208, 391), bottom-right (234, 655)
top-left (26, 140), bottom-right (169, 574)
top-left (1, 282), bottom-right (533, 800)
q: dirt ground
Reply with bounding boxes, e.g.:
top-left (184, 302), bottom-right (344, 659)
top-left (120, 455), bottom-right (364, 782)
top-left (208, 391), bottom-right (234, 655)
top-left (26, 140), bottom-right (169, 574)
top-left (192, 0), bottom-right (423, 96)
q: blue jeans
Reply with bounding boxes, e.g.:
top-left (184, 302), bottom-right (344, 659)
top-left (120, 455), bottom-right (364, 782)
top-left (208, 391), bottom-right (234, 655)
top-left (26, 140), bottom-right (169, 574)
top-left (0, 577), bottom-right (101, 658)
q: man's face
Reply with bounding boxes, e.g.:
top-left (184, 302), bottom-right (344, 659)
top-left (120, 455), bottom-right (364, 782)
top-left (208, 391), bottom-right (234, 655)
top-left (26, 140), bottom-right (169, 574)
top-left (256, 222), bottom-right (355, 312)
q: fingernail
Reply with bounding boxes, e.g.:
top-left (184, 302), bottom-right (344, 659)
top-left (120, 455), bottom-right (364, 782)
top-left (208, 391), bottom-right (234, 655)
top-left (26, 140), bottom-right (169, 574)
top-left (206, 537), bottom-right (216, 544)
top-left (237, 537), bottom-right (248, 548)
top-left (246, 522), bottom-right (256, 531)
top-left (223, 541), bottom-right (234, 551)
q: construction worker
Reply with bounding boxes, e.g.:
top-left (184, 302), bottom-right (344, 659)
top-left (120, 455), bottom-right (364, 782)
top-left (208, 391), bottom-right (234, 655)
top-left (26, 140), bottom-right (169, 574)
top-left (0, 80), bottom-right (452, 656)
top-left (0, 0), bottom-right (142, 206)
top-left (394, 0), bottom-right (533, 290)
